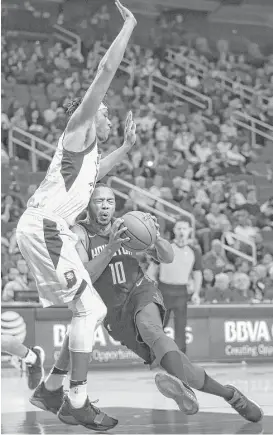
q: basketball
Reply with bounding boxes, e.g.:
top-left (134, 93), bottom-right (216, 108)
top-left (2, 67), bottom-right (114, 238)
top-left (121, 211), bottom-right (157, 251)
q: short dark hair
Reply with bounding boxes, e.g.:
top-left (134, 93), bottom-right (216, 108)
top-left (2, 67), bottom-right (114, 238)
top-left (95, 183), bottom-right (110, 190)
top-left (64, 97), bottom-right (82, 117)
top-left (64, 97), bottom-right (109, 118)
top-left (174, 217), bottom-right (191, 226)
top-left (92, 183), bottom-right (115, 196)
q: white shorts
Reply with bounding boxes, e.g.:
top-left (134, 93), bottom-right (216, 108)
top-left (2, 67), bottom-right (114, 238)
top-left (16, 208), bottom-right (98, 308)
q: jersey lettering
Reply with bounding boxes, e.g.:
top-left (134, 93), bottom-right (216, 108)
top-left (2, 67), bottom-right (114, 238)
top-left (79, 223), bottom-right (155, 308)
top-left (109, 262), bottom-right (126, 285)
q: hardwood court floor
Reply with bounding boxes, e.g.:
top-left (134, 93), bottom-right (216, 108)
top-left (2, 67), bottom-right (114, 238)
top-left (1, 363), bottom-right (273, 434)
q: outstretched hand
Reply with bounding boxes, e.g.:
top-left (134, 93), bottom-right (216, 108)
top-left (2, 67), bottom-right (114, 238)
top-left (146, 214), bottom-right (161, 240)
top-left (115, 0), bottom-right (137, 26)
top-left (124, 111), bottom-right (136, 148)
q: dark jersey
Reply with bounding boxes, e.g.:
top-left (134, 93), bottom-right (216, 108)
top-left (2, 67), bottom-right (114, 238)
top-left (79, 222), bottom-right (154, 310)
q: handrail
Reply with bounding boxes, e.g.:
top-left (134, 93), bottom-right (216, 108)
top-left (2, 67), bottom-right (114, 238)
top-left (53, 24), bottom-right (81, 53)
top-left (166, 48), bottom-right (271, 106)
top-left (8, 129), bottom-right (195, 234)
top-left (108, 176), bottom-right (195, 233)
top-left (232, 111), bottom-right (273, 134)
top-left (8, 127), bottom-right (56, 172)
top-left (149, 74), bottom-right (212, 111)
top-left (166, 48), bottom-right (207, 76)
top-left (221, 232), bottom-right (257, 265)
top-left (231, 111), bottom-right (273, 145)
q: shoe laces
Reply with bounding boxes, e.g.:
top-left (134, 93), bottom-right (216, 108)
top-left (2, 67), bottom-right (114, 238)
top-left (89, 399), bottom-right (100, 414)
top-left (230, 391), bottom-right (247, 410)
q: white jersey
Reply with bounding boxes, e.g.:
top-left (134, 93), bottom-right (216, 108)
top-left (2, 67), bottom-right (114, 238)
top-left (27, 133), bottom-right (100, 226)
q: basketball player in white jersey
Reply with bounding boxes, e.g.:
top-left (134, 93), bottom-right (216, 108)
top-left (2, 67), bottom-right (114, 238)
top-left (16, 1), bottom-right (137, 430)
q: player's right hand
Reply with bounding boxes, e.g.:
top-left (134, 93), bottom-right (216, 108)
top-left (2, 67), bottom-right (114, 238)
top-left (115, 0), bottom-right (137, 27)
top-left (108, 218), bottom-right (130, 253)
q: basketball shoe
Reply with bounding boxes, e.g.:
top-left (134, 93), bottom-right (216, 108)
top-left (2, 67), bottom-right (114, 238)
top-left (225, 384), bottom-right (263, 422)
top-left (26, 346), bottom-right (45, 390)
top-left (58, 396), bottom-right (118, 431)
top-left (155, 372), bottom-right (199, 415)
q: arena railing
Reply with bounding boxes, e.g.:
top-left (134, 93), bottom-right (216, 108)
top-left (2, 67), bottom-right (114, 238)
top-left (148, 74), bottom-right (212, 112)
top-left (8, 128), bottom-right (195, 234)
top-left (221, 232), bottom-right (257, 265)
top-left (53, 24), bottom-right (82, 54)
top-left (152, 60), bottom-right (272, 147)
top-left (166, 48), bottom-right (271, 106)
top-left (8, 127), bottom-right (56, 172)
top-left (231, 111), bottom-right (273, 146)
top-left (107, 176), bottom-right (195, 235)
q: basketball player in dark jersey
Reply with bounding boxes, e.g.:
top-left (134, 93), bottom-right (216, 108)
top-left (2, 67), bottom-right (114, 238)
top-left (30, 185), bottom-right (263, 424)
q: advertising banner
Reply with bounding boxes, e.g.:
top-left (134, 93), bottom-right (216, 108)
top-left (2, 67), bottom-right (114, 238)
top-left (1, 307), bottom-right (36, 368)
top-left (2, 305), bottom-right (273, 368)
top-left (35, 319), bottom-right (143, 368)
top-left (35, 313), bottom-right (209, 368)
top-left (210, 317), bottom-right (273, 361)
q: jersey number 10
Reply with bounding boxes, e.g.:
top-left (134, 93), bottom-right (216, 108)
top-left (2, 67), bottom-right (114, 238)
top-left (109, 262), bottom-right (126, 285)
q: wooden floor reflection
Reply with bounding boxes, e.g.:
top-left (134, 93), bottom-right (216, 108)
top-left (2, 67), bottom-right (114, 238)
top-left (2, 363), bottom-right (273, 434)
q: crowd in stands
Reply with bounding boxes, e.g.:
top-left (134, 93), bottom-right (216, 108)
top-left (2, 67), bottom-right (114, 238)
top-left (2, 4), bottom-right (273, 304)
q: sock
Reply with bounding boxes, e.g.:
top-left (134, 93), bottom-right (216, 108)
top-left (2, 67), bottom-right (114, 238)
top-left (45, 366), bottom-right (68, 391)
top-left (160, 351), bottom-right (188, 384)
top-left (23, 349), bottom-right (37, 366)
top-left (69, 380), bottom-right (87, 408)
top-left (199, 372), bottom-right (233, 400)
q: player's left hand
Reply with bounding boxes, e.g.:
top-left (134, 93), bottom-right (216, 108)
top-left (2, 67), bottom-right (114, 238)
top-left (191, 293), bottom-right (201, 305)
top-left (124, 111), bottom-right (136, 148)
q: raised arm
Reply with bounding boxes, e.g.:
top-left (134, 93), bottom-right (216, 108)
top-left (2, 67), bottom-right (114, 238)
top-left (97, 111), bottom-right (136, 180)
top-left (64, 1), bottom-right (137, 151)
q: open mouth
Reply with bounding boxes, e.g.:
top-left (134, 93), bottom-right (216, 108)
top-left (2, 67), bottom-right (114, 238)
top-left (100, 212), bottom-right (109, 219)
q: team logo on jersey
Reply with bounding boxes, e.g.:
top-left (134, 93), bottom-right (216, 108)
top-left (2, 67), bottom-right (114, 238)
top-left (64, 270), bottom-right (77, 289)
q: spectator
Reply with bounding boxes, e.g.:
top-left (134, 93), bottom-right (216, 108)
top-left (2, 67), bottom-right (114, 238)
top-left (202, 268), bottom-right (215, 293)
top-left (129, 176), bottom-right (151, 210)
top-left (44, 101), bottom-right (58, 124)
top-left (185, 70), bottom-right (200, 89)
top-left (206, 203), bottom-right (231, 235)
top-left (1, 195), bottom-right (13, 223)
top-left (234, 210), bottom-right (258, 240)
top-left (10, 108), bottom-right (28, 130)
top-left (231, 272), bottom-right (251, 302)
top-left (203, 239), bottom-right (228, 273)
top-left (47, 77), bottom-right (65, 101)
top-left (25, 100), bottom-right (40, 126)
top-left (205, 273), bottom-right (232, 303)
top-left (2, 267), bottom-right (28, 302)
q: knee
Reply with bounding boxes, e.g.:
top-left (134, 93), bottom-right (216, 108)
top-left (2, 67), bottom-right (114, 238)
top-left (69, 285), bottom-right (107, 323)
top-left (68, 288), bottom-right (107, 353)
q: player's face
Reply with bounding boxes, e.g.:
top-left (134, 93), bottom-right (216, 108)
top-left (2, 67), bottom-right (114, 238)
top-left (174, 221), bottom-right (192, 245)
top-left (95, 104), bottom-right (111, 143)
top-left (89, 187), bottom-right (116, 226)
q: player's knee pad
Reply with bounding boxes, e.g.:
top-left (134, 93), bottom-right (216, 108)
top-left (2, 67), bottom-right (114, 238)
top-left (68, 284), bottom-right (107, 353)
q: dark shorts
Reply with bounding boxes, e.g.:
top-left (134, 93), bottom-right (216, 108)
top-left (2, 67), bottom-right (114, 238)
top-left (103, 279), bottom-right (166, 365)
